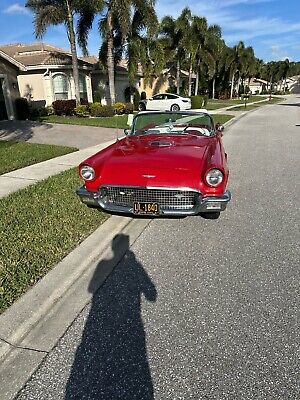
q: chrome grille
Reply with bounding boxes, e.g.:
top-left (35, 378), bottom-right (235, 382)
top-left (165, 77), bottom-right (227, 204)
top-left (102, 186), bottom-right (199, 210)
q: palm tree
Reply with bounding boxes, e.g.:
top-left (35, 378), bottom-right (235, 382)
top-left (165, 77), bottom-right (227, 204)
top-left (126, 7), bottom-right (163, 87)
top-left (26, 0), bottom-right (83, 105)
top-left (189, 16), bottom-right (209, 96)
top-left (225, 41), bottom-right (250, 98)
top-left (194, 23), bottom-right (222, 97)
top-left (160, 12), bottom-right (187, 95)
top-left (77, 0), bottom-right (157, 105)
top-left (207, 38), bottom-right (226, 99)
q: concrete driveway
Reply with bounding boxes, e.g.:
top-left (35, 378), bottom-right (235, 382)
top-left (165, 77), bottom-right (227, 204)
top-left (0, 120), bottom-right (123, 149)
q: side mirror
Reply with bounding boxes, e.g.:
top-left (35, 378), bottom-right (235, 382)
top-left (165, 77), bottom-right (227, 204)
top-left (124, 128), bottom-right (131, 136)
top-left (215, 123), bottom-right (224, 132)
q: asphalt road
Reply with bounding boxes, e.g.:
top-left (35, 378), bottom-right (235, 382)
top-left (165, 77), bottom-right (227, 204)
top-left (16, 96), bottom-right (300, 399)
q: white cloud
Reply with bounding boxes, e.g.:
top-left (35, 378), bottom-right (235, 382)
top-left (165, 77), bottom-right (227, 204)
top-left (3, 4), bottom-right (30, 16)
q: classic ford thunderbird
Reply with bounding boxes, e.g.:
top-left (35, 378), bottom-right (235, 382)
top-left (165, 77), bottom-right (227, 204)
top-left (76, 110), bottom-right (231, 218)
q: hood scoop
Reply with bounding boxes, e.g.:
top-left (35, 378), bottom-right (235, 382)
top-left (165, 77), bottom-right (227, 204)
top-left (150, 140), bottom-right (172, 148)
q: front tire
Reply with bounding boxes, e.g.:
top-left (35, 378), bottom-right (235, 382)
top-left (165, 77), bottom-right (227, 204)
top-left (138, 102), bottom-right (146, 111)
top-left (170, 104), bottom-right (180, 111)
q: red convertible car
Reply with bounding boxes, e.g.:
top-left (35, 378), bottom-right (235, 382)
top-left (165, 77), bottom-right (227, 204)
top-left (76, 110), bottom-right (231, 218)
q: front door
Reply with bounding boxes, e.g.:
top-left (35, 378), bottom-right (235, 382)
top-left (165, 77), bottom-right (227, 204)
top-left (0, 78), bottom-right (8, 120)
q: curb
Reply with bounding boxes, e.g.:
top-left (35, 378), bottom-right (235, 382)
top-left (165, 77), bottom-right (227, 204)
top-left (0, 215), bottom-right (151, 400)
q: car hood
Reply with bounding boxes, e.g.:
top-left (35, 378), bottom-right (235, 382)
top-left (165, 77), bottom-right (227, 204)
top-left (93, 134), bottom-right (215, 189)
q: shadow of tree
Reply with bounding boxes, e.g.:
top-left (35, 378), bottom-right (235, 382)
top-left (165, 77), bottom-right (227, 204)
top-left (0, 120), bottom-right (52, 142)
top-left (65, 234), bottom-right (157, 400)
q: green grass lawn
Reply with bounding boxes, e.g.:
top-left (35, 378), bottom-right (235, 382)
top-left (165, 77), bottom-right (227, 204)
top-left (35, 115), bottom-right (130, 129)
top-left (0, 168), bottom-right (108, 313)
top-left (228, 97), bottom-right (284, 111)
top-left (206, 95), bottom-right (269, 110)
top-left (0, 141), bottom-right (77, 175)
top-left (212, 114), bottom-right (235, 125)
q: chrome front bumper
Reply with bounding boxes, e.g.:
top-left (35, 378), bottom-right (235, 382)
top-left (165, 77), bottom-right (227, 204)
top-left (76, 186), bottom-right (231, 216)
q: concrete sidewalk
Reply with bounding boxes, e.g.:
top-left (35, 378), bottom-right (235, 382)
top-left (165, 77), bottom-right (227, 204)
top-left (0, 139), bottom-right (116, 199)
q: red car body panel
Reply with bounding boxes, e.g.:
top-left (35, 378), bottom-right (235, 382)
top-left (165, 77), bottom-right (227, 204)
top-left (80, 133), bottom-right (229, 197)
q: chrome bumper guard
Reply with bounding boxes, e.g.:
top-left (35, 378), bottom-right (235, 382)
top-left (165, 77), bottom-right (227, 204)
top-left (76, 186), bottom-right (231, 216)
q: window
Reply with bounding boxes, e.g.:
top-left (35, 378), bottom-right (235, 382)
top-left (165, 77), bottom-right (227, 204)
top-left (79, 75), bottom-right (87, 100)
top-left (53, 73), bottom-right (69, 100)
top-left (166, 94), bottom-right (178, 99)
top-left (153, 94), bottom-right (164, 100)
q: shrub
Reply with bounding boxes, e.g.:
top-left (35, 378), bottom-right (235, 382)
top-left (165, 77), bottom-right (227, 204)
top-left (133, 91), bottom-right (141, 111)
top-left (80, 98), bottom-right (89, 106)
top-left (124, 103), bottom-right (134, 114)
top-left (166, 86), bottom-right (177, 94)
top-left (114, 102), bottom-right (125, 115)
top-left (90, 102), bottom-right (102, 117)
top-left (95, 105), bottom-right (115, 117)
top-left (52, 100), bottom-right (76, 116)
top-left (46, 105), bottom-right (54, 115)
top-left (15, 98), bottom-right (30, 120)
top-left (75, 105), bottom-right (89, 118)
top-left (191, 95), bottom-right (207, 109)
top-left (93, 89), bottom-right (103, 103)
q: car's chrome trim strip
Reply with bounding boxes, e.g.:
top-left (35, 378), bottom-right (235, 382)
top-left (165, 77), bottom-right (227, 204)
top-left (101, 184), bottom-right (201, 193)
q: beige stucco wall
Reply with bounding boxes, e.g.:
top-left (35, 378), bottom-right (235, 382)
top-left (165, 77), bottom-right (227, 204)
top-left (18, 72), bottom-right (45, 103)
top-left (18, 69), bottom-right (93, 106)
top-left (0, 57), bottom-right (20, 119)
top-left (91, 71), bottom-right (139, 105)
top-left (140, 74), bottom-right (170, 97)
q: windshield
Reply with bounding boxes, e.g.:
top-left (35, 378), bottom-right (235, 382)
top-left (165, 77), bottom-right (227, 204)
top-left (132, 112), bottom-right (215, 137)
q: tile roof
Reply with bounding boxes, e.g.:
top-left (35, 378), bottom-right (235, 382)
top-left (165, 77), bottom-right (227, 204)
top-left (0, 43), bottom-right (94, 68)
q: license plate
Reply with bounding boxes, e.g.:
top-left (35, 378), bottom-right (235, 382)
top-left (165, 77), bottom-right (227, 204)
top-left (133, 202), bottom-right (159, 215)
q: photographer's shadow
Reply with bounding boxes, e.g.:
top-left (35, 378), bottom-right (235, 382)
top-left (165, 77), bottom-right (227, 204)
top-left (65, 234), bottom-right (157, 400)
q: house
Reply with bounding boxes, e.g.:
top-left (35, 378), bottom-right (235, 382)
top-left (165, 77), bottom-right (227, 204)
top-left (0, 43), bottom-right (94, 111)
top-left (0, 49), bottom-right (22, 120)
top-left (248, 78), bottom-right (268, 94)
top-left (140, 64), bottom-right (196, 98)
top-left (81, 57), bottom-right (141, 104)
top-left (285, 76), bottom-right (300, 93)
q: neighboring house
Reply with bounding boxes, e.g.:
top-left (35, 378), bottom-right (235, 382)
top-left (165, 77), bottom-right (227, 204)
top-left (0, 49), bottom-right (22, 120)
top-left (248, 78), bottom-right (268, 94)
top-left (285, 76), bottom-right (300, 93)
top-left (0, 43), bottom-right (94, 110)
top-left (82, 57), bottom-right (142, 105)
top-left (140, 64), bottom-right (196, 98)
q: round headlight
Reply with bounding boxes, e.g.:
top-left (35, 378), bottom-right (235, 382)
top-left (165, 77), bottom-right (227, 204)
top-left (80, 165), bottom-right (95, 181)
top-left (205, 169), bottom-right (223, 187)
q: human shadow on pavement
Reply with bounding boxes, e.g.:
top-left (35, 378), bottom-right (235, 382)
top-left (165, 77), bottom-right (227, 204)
top-left (65, 234), bottom-right (157, 400)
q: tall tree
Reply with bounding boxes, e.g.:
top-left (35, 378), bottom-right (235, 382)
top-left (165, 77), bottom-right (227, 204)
top-left (160, 11), bottom-right (187, 95)
top-left (194, 23), bottom-right (222, 97)
top-left (77, 0), bottom-right (157, 105)
top-left (26, 0), bottom-right (83, 105)
top-left (225, 41), bottom-right (248, 99)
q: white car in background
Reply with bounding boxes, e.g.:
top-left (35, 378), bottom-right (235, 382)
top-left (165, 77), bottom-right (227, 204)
top-left (139, 93), bottom-right (191, 112)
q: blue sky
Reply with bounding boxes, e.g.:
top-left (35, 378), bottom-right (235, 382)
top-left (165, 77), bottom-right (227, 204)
top-left (0, 0), bottom-right (299, 62)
